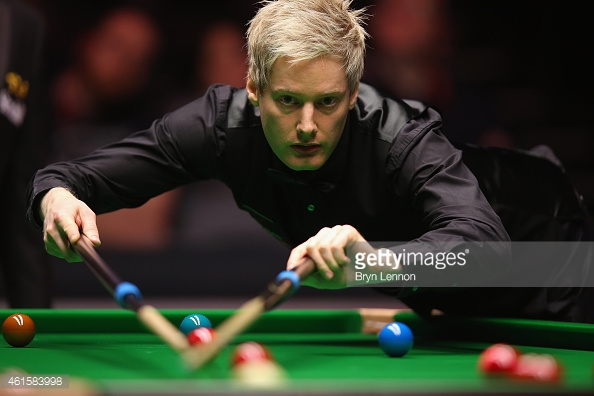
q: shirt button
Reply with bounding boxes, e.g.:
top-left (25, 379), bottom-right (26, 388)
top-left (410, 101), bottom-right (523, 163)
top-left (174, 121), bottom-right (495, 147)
top-left (307, 204), bottom-right (315, 212)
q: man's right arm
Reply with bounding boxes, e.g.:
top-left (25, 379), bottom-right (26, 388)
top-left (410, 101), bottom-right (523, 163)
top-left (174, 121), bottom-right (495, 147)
top-left (38, 187), bottom-right (100, 262)
top-left (26, 84), bottom-right (238, 260)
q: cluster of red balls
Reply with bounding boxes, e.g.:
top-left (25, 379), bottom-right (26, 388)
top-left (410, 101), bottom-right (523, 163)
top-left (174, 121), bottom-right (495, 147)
top-left (182, 317), bottom-right (285, 387)
top-left (477, 343), bottom-right (562, 382)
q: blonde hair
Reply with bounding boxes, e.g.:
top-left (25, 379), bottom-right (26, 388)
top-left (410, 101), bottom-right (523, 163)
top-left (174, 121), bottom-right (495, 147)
top-left (247, 0), bottom-right (368, 93)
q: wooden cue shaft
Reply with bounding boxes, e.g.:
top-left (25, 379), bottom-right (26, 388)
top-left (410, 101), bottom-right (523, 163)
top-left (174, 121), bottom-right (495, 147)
top-left (183, 260), bottom-right (317, 370)
top-left (137, 305), bottom-right (190, 353)
top-left (73, 235), bottom-right (190, 353)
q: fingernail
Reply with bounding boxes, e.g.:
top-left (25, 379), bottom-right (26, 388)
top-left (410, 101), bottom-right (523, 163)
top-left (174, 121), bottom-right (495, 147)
top-left (326, 271), bottom-right (333, 279)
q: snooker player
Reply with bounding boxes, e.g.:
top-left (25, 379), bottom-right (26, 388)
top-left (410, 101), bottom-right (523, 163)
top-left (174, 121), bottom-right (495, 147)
top-left (26, 0), bottom-right (592, 322)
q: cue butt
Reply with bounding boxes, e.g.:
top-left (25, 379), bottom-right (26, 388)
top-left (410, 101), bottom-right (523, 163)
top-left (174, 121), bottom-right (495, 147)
top-left (183, 296), bottom-right (266, 370)
top-left (358, 308), bottom-right (412, 334)
top-left (74, 235), bottom-right (122, 292)
top-left (137, 305), bottom-right (190, 353)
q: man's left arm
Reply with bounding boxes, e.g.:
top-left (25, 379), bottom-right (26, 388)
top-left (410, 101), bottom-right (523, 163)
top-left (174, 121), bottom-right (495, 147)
top-left (382, 113), bottom-right (512, 288)
top-left (287, 108), bottom-right (511, 289)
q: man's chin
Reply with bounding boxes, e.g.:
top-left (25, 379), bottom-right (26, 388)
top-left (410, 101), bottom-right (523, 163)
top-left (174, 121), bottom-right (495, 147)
top-left (283, 158), bottom-right (326, 171)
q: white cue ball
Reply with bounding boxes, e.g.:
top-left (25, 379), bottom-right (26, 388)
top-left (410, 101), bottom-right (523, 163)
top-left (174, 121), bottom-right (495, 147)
top-left (233, 359), bottom-right (287, 388)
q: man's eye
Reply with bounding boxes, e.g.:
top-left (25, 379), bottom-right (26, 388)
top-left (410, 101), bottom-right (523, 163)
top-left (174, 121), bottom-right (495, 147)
top-left (320, 97), bottom-right (337, 106)
top-left (279, 95), bottom-right (296, 105)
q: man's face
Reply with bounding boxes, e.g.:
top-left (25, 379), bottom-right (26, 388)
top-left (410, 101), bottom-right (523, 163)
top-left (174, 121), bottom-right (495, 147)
top-left (247, 56), bottom-right (358, 171)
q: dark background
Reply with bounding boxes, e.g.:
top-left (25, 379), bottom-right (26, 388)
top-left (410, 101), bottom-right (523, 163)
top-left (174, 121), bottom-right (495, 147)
top-left (27, 0), bottom-right (594, 207)
top-left (1, 0), bottom-right (593, 304)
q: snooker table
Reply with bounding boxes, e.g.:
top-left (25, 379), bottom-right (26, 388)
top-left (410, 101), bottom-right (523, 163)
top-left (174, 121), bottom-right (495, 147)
top-left (1, 308), bottom-right (593, 395)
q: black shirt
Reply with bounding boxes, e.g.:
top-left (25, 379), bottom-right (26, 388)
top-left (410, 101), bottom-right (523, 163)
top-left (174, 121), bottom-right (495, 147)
top-left (33, 83), bottom-right (588, 320)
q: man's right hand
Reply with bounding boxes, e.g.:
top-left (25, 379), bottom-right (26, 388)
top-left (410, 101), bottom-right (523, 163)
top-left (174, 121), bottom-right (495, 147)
top-left (40, 187), bottom-right (101, 262)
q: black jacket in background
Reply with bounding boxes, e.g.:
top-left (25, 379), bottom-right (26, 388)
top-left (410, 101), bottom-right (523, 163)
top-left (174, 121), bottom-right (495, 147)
top-left (1, 0), bottom-right (51, 307)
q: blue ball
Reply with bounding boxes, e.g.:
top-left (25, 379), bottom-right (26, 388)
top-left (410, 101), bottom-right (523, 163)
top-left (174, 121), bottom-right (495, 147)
top-left (179, 314), bottom-right (212, 335)
top-left (378, 322), bottom-right (413, 357)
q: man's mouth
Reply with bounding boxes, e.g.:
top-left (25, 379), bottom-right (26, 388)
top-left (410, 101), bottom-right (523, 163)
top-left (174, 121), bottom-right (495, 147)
top-left (291, 144), bottom-right (321, 155)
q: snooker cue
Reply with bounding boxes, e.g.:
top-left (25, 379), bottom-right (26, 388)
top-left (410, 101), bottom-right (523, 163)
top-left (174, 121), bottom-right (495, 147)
top-left (183, 259), bottom-right (316, 370)
top-left (73, 235), bottom-right (190, 353)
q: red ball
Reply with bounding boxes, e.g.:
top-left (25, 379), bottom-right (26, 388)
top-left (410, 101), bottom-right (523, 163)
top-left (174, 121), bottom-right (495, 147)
top-left (187, 327), bottom-right (216, 346)
top-left (512, 353), bottom-right (562, 382)
top-left (477, 343), bottom-right (520, 374)
top-left (231, 342), bottom-right (273, 367)
top-left (2, 313), bottom-right (36, 347)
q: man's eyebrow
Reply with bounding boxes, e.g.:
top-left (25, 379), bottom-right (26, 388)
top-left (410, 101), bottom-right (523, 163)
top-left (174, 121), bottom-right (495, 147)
top-left (270, 88), bottom-right (295, 95)
top-left (271, 88), bottom-right (346, 96)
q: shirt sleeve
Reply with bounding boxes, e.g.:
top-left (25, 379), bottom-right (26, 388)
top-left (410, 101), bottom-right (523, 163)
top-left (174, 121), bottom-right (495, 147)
top-left (385, 106), bottom-right (512, 288)
top-left (26, 85), bottom-right (233, 229)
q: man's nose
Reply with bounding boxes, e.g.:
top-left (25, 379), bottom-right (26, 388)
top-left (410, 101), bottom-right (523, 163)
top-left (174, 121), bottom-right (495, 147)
top-left (297, 103), bottom-right (317, 141)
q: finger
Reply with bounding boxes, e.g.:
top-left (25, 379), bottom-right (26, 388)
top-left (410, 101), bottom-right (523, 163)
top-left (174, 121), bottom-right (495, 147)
top-left (302, 227), bottom-right (344, 279)
top-left (328, 225), bottom-right (354, 264)
top-left (310, 242), bottom-right (341, 271)
top-left (305, 244), bottom-right (333, 279)
top-left (43, 219), bottom-right (70, 257)
top-left (301, 228), bottom-right (334, 278)
top-left (60, 219), bottom-right (81, 245)
top-left (310, 225), bottom-right (353, 271)
top-left (287, 240), bottom-right (333, 279)
top-left (78, 212), bottom-right (101, 246)
top-left (317, 229), bottom-right (350, 270)
top-left (44, 209), bottom-right (85, 262)
top-left (286, 245), bottom-right (308, 270)
top-left (44, 231), bottom-right (82, 262)
top-left (59, 222), bottom-right (84, 262)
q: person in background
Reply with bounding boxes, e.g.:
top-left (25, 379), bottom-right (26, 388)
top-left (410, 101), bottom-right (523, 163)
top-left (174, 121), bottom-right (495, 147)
top-left (0, 0), bottom-right (52, 307)
top-left (48, 5), bottom-right (179, 251)
top-left (364, 0), bottom-right (514, 148)
top-left (195, 21), bottom-right (248, 95)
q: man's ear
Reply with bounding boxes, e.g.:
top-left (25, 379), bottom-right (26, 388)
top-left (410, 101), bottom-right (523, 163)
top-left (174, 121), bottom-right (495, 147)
top-left (246, 77), bottom-right (259, 106)
top-left (348, 82), bottom-right (359, 110)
